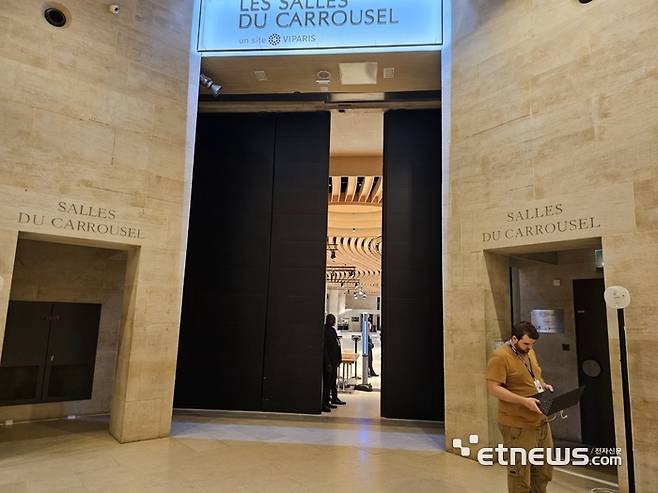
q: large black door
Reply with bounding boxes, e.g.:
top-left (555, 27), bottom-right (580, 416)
top-left (175, 112), bottom-right (329, 414)
top-left (262, 114), bottom-right (329, 413)
top-left (574, 279), bottom-right (615, 447)
top-left (382, 109), bottom-right (444, 421)
top-left (0, 301), bottom-right (101, 406)
top-left (175, 113), bottom-right (276, 411)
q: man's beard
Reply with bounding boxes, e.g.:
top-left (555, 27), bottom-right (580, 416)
top-left (514, 341), bottom-right (530, 354)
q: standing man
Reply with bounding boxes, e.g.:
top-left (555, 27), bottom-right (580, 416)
top-left (323, 314), bottom-right (345, 412)
top-left (486, 321), bottom-right (555, 493)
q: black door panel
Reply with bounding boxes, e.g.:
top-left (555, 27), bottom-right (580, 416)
top-left (1, 301), bottom-right (101, 406)
top-left (382, 109), bottom-right (444, 421)
top-left (574, 279), bottom-right (615, 447)
top-left (43, 303), bottom-right (101, 401)
top-left (175, 112), bottom-right (329, 414)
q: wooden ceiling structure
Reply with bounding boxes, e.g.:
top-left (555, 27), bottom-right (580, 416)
top-left (326, 109), bottom-right (383, 294)
top-left (327, 175), bottom-right (382, 291)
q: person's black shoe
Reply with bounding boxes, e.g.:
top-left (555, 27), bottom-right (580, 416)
top-left (369, 371), bottom-right (379, 377)
top-left (331, 398), bottom-right (346, 405)
top-left (322, 405), bottom-right (332, 412)
top-left (328, 403), bottom-right (338, 409)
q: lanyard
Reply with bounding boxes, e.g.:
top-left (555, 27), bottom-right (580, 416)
top-left (509, 342), bottom-right (537, 380)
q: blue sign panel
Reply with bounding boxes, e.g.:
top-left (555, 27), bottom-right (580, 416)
top-left (198, 0), bottom-right (443, 56)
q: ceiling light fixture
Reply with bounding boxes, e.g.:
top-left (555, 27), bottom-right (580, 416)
top-left (327, 238), bottom-right (338, 260)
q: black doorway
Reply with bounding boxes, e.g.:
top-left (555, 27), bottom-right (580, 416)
top-left (177, 108), bottom-right (445, 420)
top-left (573, 278), bottom-right (615, 448)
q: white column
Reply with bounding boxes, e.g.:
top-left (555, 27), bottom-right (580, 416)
top-left (328, 289), bottom-right (340, 317)
top-left (338, 292), bottom-right (346, 316)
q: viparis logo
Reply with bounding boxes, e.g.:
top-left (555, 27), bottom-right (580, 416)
top-left (268, 33), bottom-right (281, 46)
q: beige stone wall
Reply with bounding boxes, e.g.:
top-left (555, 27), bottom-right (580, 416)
top-left (0, 0), bottom-right (198, 442)
top-left (0, 239), bottom-right (125, 422)
top-left (445, 0), bottom-right (658, 490)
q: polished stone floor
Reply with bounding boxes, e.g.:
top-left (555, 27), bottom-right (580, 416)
top-left (0, 410), bottom-right (618, 493)
top-left (0, 334), bottom-right (618, 492)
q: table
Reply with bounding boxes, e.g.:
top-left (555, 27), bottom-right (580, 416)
top-left (339, 352), bottom-right (359, 391)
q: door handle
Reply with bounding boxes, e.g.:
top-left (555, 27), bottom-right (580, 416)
top-left (50, 354), bottom-right (55, 362)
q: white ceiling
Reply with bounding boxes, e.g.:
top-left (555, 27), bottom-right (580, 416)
top-left (330, 109), bottom-right (383, 157)
top-left (200, 51), bottom-right (440, 95)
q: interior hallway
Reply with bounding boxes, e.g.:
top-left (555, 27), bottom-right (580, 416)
top-left (0, 414), bottom-right (613, 493)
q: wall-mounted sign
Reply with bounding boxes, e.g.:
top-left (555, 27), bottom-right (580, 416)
top-left (17, 202), bottom-right (144, 240)
top-left (481, 203), bottom-right (603, 245)
top-left (531, 309), bottom-right (564, 334)
top-left (198, 0), bottom-right (443, 56)
top-left (463, 184), bottom-right (636, 253)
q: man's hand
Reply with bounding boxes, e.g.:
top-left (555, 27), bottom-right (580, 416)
top-left (544, 383), bottom-right (554, 393)
top-left (523, 397), bottom-right (543, 414)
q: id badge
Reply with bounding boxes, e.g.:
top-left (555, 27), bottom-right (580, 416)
top-left (534, 378), bottom-right (545, 394)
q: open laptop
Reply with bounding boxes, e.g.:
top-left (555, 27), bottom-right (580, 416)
top-left (533, 386), bottom-right (585, 416)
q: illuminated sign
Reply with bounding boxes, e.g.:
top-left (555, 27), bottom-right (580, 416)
top-left (198, 0), bottom-right (443, 56)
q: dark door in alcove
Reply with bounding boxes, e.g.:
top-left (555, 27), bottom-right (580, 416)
top-left (382, 109), bottom-right (444, 421)
top-left (0, 301), bottom-right (101, 406)
top-left (0, 302), bottom-right (51, 404)
top-left (44, 303), bottom-right (102, 401)
top-left (175, 112), bottom-right (329, 414)
top-left (574, 278), bottom-right (615, 447)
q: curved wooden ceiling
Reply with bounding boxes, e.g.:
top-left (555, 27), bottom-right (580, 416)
top-left (327, 175), bottom-right (382, 292)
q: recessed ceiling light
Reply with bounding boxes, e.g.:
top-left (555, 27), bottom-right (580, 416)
top-left (254, 70), bottom-right (268, 81)
top-left (317, 70), bottom-right (332, 80)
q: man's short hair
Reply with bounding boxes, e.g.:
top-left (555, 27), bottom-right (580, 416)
top-left (326, 314), bottom-right (336, 325)
top-left (511, 321), bottom-right (539, 340)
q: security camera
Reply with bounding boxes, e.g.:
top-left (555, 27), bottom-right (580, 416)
top-left (108, 4), bottom-right (120, 14)
top-left (199, 73), bottom-right (222, 97)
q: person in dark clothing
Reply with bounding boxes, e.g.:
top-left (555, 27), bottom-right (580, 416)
top-left (368, 335), bottom-right (378, 377)
top-left (323, 314), bottom-right (346, 412)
